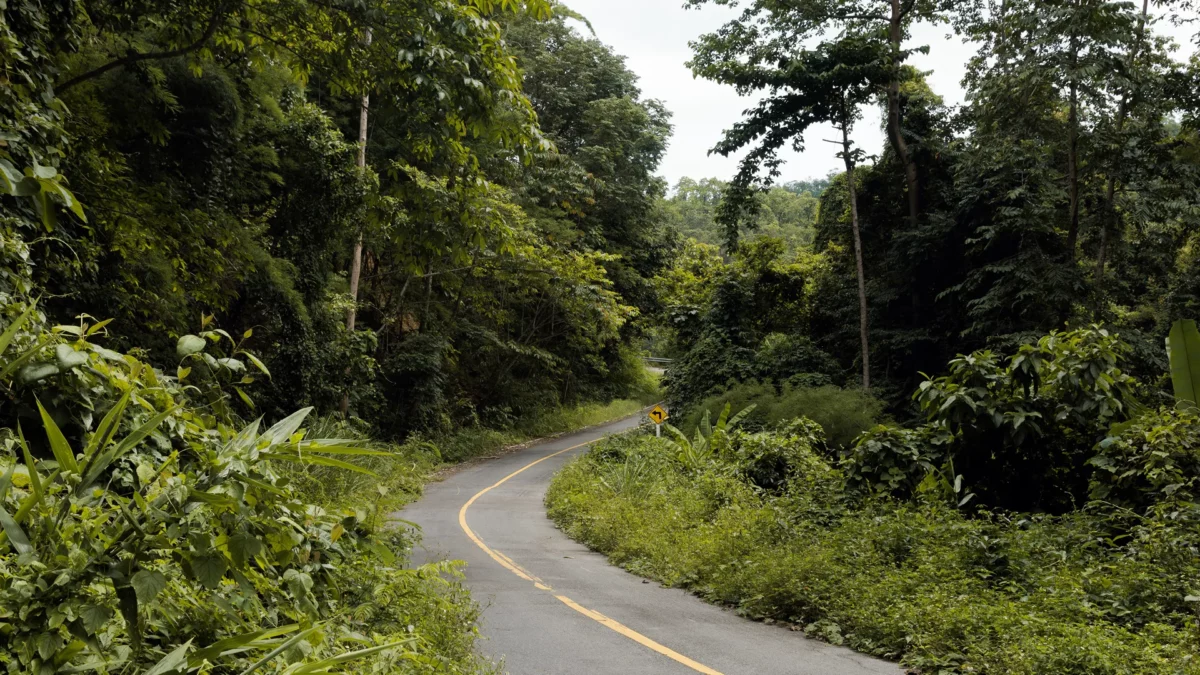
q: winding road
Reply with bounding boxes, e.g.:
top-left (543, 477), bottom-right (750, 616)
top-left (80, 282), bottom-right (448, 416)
top-left (401, 415), bottom-right (902, 675)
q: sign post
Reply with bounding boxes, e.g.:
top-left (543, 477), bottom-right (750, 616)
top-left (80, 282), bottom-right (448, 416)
top-left (648, 404), bottom-right (668, 437)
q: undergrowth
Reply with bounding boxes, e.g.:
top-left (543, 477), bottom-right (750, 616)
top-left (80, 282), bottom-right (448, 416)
top-left (547, 430), bottom-right (1200, 675)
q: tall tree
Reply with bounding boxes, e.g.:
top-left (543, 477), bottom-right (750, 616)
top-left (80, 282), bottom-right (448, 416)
top-left (689, 31), bottom-right (885, 387)
top-left (342, 28), bottom-right (372, 415)
top-left (834, 95), bottom-right (873, 390)
top-left (501, 10), bottom-right (675, 317)
top-left (687, 0), bottom-right (955, 240)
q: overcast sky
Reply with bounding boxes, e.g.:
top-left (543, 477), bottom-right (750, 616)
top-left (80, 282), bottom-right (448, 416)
top-left (562, 1), bottom-right (1199, 189)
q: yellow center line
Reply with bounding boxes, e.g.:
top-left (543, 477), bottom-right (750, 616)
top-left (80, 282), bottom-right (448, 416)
top-left (457, 434), bottom-right (725, 675)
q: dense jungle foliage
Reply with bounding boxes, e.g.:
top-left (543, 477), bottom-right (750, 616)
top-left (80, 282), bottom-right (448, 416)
top-left (655, 0), bottom-right (1200, 409)
top-left (1, 0), bottom-right (664, 672)
top-left (546, 1), bottom-right (1200, 673)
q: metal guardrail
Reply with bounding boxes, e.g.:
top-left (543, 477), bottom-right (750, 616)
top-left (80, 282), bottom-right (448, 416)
top-left (643, 357), bottom-right (674, 365)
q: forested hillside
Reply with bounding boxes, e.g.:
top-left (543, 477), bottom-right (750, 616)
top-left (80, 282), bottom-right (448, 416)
top-left (0, 1), bottom-right (664, 672)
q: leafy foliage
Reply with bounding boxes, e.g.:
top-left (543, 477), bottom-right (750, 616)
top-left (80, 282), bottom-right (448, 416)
top-left (849, 326), bottom-right (1137, 511)
top-left (1, 0), bottom-right (675, 671)
top-left (548, 425), bottom-right (1200, 674)
top-left (662, 402), bottom-right (756, 472)
top-left (0, 229), bottom-right (492, 673)
top-left (1090, 405), bottom-right (1200, 510)
top-left (681, 383), bottom-right (884, 452)
top-left (668, 0), bottom-right (1200, 410)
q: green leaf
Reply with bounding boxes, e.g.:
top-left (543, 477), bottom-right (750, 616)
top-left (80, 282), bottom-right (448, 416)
top-left (55, 344), bottom-right (89, 370)
top-left (17, 425), bottom-right (42, 499)
top-left (145, 641), bottom-right (192, 675)
top-left (235, 386), bottom-right (255, 410)
top-left (176, 334), bottom-right (206, 357)
top-left (295, 442), bottom-right (391, 457)
top-left (115, 585), bottom-right (140, 651)
top-left (85, 318), bottom-right (113, 336)
top-left (290, 640), bottom-right (416, 674)
top-left (131, 569), bottom-right (168, 604)
top-left (84, 390), bottom-right (131, 459)
top-left (37, 398), bottom-right (78, 473)
top-left (0, 335), bottom-right (50, 381)
top-left (228, 531), bottom-right (264, 567)
top-left (1167, 320), bottom-right (1200, 405)
top-left (81, 405), bottom-right (174, 491)
top-left (191, 553), bottom-right (228, 589)
top-left (0, 159), bottom-right (38, 196)
top-left (237, 626), bottom-right (320, 675)
top-left (263, 407), bottom-right (313, 445)
top-left (0, 302), bottom-right (37, 358)
top-left (80, 604), bottom-right (115, 633)
top-left (0, 460), bottom-right (13, 500)
top-left (187, 488), bottom-right (238, 509)
top-left (18, 361), bottom-right (59, 384)
top-left (188, 624), bottom-right (300, 665)
top-left (262, 452), bottom-right (378, 476)
top-left (0, 504), bottom-right (33, 554)
top-left (35, 189), bottom-right (57, 231)
top-left (242, 351), bottom-right (271, 378)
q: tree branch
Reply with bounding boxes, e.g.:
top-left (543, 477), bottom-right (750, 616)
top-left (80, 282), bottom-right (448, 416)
top-left (56, 2), bottom-right (232, 93)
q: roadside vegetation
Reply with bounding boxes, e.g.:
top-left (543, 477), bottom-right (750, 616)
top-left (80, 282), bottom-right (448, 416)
top-left (549, 326), bottom-right (1200, 674)
top-left (3, 0), bottom-right (665, 672)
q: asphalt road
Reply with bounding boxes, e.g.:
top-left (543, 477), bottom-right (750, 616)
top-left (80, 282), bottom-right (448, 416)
top-left (400, 415), bottom-right (903, 675)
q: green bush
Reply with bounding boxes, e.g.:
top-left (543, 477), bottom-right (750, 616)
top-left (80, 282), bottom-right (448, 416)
top-left (849, 326), bottom-right (1138, 512)
top-left (547, 428), bottom-right (1200, 674)
top-left (846, 421), bottom-right (966, 497)
top-left (728, 419), bottom-right (833, 493)
top-left (1090, 405), bottom-right (1200, 509)
top-left (681, 383), bottom-right (884, 451)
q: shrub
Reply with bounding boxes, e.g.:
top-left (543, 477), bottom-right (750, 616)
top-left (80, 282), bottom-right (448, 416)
top-left (845, 422), bottom-right (956, 495)
top-left (848, 326), bottom-right (1138, 512)
top-left (1089, 405), bottom-right (1200, 509)
top-left (681, 383), bottom-right (884, 451)
top-left (729, 419), bottom-right (834, 493)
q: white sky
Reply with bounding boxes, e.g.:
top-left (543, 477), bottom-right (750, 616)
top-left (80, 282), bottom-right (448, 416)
top-left (563, 1), bottom-right (1199, 187)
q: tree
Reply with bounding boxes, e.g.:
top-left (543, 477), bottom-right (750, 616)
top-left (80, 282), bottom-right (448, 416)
top-left (688, 30), bottom-right (886, 388)
top-left (500, 9), bottom-right (675, 318)
top-left (688, 0), bottom-right (956, 237)
top-left (832, 92), bottom-right (873, 390)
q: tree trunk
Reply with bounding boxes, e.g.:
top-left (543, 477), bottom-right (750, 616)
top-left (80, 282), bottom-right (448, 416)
top-left (842, 116), bottom-right (871, 392)
top-left (887, 0), bottom-right (919, 227)
top-left (1097, 0), bottom-right (1149, 287)
top-left (1065, 51), bottom-right (1080, 258)
top-left (341, 28), bottom-right (372, 416)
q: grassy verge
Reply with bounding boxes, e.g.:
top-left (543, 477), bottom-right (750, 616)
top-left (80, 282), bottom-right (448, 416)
top-left (546, 429), bottom-right (1200, 675)
top-left (281, 394), bottom-right (658, 673)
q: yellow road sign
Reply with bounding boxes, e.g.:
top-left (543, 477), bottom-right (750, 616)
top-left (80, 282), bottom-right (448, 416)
top-left (648, 405), bottom-right (668, 425)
